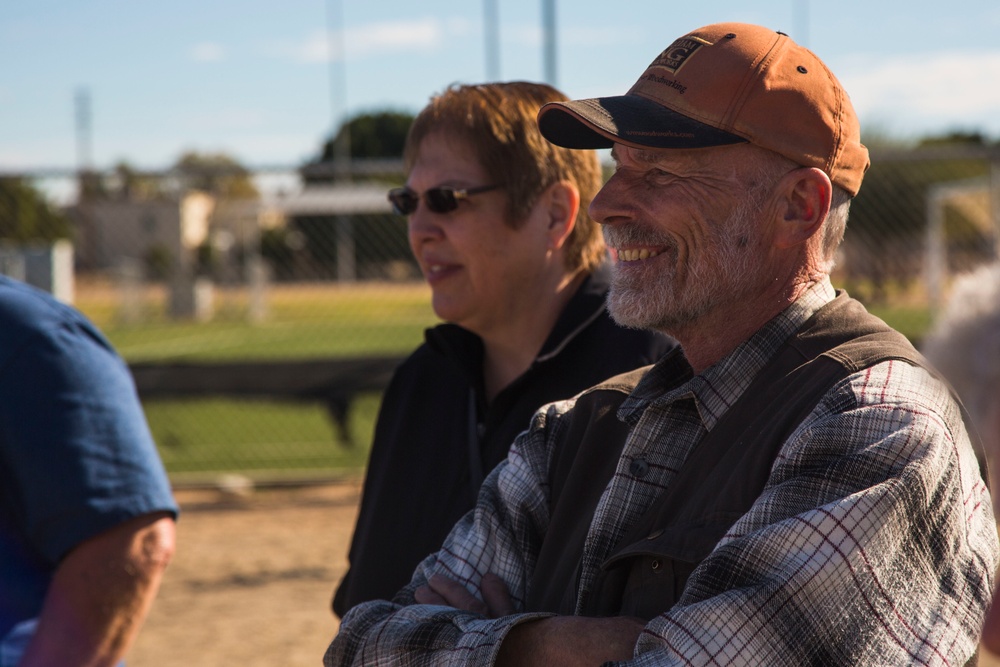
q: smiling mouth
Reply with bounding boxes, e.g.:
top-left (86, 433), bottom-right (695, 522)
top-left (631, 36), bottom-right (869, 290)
top-left (424, 263), bottom-right (461, 280)
top-left (425, 262), bottom-right (457, 273)
top-left (616, 248), bottom-right (662, 262)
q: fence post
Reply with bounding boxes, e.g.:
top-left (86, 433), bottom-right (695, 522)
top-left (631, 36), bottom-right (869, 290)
top-left (925, 186), bottom-right (946, 311)
top-left (991, 150), bottom-right (1000, 261)
top-left (336, 215), bottom-right (356, 282)
top-left (247, 255), bottom-right (269, 323)
top-left (116, 257), bottom-right (143, 325)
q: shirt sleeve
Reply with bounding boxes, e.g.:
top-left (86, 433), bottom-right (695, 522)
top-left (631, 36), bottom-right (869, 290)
top-left (614, 360), bottom-right (999, 666)
top-left (0, 316), bottom-right (178, 565)
top-left (325, 401), bottom-right (574, 667)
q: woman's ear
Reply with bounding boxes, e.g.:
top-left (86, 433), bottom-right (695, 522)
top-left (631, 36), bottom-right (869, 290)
top-left (543, 181), bottom-right (579, 251)
top-left (773, 167), bottom-right (832, 250)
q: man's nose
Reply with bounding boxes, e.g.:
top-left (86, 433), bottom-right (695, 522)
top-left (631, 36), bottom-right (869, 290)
top-left (589, 174), bottom-right (628, 227)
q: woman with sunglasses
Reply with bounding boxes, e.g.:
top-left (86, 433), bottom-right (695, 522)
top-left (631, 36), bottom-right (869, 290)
top-left (332, 81), bottom-right (677, 617)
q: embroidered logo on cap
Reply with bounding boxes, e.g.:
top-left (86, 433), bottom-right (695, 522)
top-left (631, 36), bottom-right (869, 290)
top-left (649, 36), bottom-right (711, 73)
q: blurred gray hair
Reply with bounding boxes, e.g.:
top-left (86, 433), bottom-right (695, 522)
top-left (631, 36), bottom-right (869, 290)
top-left (922, 262), bottom-right (1000, 445)
top-left (820, 186), bottom-right (851, 273)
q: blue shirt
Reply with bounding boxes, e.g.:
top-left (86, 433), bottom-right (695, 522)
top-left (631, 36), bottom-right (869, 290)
top-left (0, 276), bottom-right (178, 646)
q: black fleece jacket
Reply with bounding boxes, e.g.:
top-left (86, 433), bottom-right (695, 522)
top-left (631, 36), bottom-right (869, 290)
top-left (333, 264), bottom-right (677, 616)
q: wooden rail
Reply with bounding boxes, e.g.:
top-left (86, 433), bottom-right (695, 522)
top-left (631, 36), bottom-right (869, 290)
top-left (128, 355), bottom-right (405, 446)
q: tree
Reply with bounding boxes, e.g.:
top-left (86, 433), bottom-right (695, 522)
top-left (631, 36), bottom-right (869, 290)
top-left (108, 161), bottom-right (165, 201)
top-left (171, 151), bottom-right (259, 199)
top-left (289, 110), bottom-right (418, 280)
top-left (321, 110), bottom-right (415, 162)
top-left (917, 131), bottom-right (990, 148)
top-left (0, 177), bottom-right (72, 241)
top-left (302, 110), bottom-right (414, 186)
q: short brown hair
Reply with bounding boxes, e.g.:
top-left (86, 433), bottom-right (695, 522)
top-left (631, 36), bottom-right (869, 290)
top-left (404, 82), bottom-right (605, 274)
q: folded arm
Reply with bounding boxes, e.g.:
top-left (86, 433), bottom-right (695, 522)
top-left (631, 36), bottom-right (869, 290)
top-left (326, 402), bottom-right (571, 666)
top-left (615, 365), bottom-right (999, 665)
top-left (415, 572), bottom-right (644, 667)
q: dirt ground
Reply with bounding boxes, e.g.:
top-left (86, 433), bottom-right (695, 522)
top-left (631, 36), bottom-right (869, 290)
top-left (128, 478), bottom-right (363, 667)
top-left (128, 476), bottom-right (1000, 667)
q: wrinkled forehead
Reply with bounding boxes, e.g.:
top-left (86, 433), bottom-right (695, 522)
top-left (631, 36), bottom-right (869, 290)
top-left (610, 142), bottom-right (780, 172)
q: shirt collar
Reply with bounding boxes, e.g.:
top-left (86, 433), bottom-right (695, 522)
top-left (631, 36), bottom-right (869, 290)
top-left (621, 278), bottom-right (837, 430)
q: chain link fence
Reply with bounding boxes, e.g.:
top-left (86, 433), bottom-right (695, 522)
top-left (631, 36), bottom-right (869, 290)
top-left (2, 145), bottom-right (998, 482)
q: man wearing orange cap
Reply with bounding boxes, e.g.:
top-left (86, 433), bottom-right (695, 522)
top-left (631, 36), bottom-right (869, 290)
top-left (326, 23), bottom-right (998, 666)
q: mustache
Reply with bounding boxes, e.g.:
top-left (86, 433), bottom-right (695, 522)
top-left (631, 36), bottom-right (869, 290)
top-left (603, 224), bottom-right (675, 249)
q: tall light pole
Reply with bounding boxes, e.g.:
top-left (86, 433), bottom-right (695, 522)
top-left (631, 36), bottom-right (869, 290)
top-left (327, 0), bottom-right (350, 179)
top-left (326, 0), bottom-right (355, 283)
top-left (793, 0), bottom-right (810, 48)
top-left (74, 87), bottom-right (97, 266)
top-left (542, 0), bottom-right (557, 86)
top-left (484, 0), bottom-right (500, 80)
top-left (74, 87), bottom-right (93, 172)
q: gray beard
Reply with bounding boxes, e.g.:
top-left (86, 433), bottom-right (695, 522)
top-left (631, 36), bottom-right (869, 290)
top-left (605, 200), bottom-right (762, 334)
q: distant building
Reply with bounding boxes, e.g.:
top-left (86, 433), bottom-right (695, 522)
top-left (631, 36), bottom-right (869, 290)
top-left (72, 192), bottom-right (215, 274)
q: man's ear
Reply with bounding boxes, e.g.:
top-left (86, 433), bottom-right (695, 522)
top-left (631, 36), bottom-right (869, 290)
top-left (774, 167), bottom-right (832, 250)
top-left (543, 181), bottom-right (579, 251)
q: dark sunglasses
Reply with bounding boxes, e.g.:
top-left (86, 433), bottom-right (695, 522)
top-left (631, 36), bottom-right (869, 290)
top-left (387, 184), bottom-right (501, 216)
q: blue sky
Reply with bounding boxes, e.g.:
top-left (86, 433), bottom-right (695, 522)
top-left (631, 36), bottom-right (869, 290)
top-left (3, 0), bottom-right (1000, 173)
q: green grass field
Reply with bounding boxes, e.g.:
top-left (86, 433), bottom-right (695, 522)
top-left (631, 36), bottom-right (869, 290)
top-left (80, 282), bottom-right (438, 361)
top-left (75, 280), bottom-right (438, 478)
top-left (73, 278), bottom-right (937, 479)
top-left (144, 394), bottom-right (384, 477)
top-left (866, 304), bottom-right (934, 345)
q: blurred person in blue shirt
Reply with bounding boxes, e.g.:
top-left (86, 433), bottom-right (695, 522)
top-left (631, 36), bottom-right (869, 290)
top-left (0, 275), bottom-right (177, 666)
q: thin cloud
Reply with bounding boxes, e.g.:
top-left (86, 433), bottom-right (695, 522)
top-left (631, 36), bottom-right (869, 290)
top-left (504, 22), bottom-right (643, 55)
top-left (444, 17), bottom-right (477, 38)
top-left (185, 109), bottom-right (267, 132)
top-left (840, 51), bottom-right (1000, 134)
top-left (561, 25), bottom-right (640, 47)
top-left (276, 18), bottom-right (453, 64)
top-left (190, 42), bottom-right (226, 62)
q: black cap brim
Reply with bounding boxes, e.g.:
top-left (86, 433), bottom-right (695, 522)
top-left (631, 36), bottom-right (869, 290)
top-left (538, 95), bottom-right (746, 150)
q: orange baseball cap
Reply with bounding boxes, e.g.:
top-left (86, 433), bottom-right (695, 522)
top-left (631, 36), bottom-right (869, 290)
top-left (537, 22), bottom-right (870, 196)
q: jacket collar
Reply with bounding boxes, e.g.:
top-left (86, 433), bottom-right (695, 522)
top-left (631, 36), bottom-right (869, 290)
top-left (424, 263), bottom-right (614, 382)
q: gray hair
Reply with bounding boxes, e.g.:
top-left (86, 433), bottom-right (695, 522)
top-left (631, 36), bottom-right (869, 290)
top-left (746, 150), bottom-right (852, 275)
top-left (922, 263), bottom-right (1000, 447)
top-left (820, 185), bottom-right (852, 273)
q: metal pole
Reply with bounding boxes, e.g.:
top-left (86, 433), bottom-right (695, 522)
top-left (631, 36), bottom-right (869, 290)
top-left (793, 0), bottom-right (810, 47)
top-left (542, 0), bottom-right (557, 86)
top-left (992, 150), bottom-right (1000, 261)
top-left (484, 0), bottom-right (500, 80)
top-left (327, 0), bottom-right (350, 181)
top-left (73, 87), bottom-right (98, 267)
top-left (925, 186), bottom-right (946, 311)
top-left (74, 88), bottom-right (93, 171)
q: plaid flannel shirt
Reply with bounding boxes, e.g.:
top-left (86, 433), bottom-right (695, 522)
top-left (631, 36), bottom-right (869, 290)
top-left (326, 279), bottom-right (999, 666)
